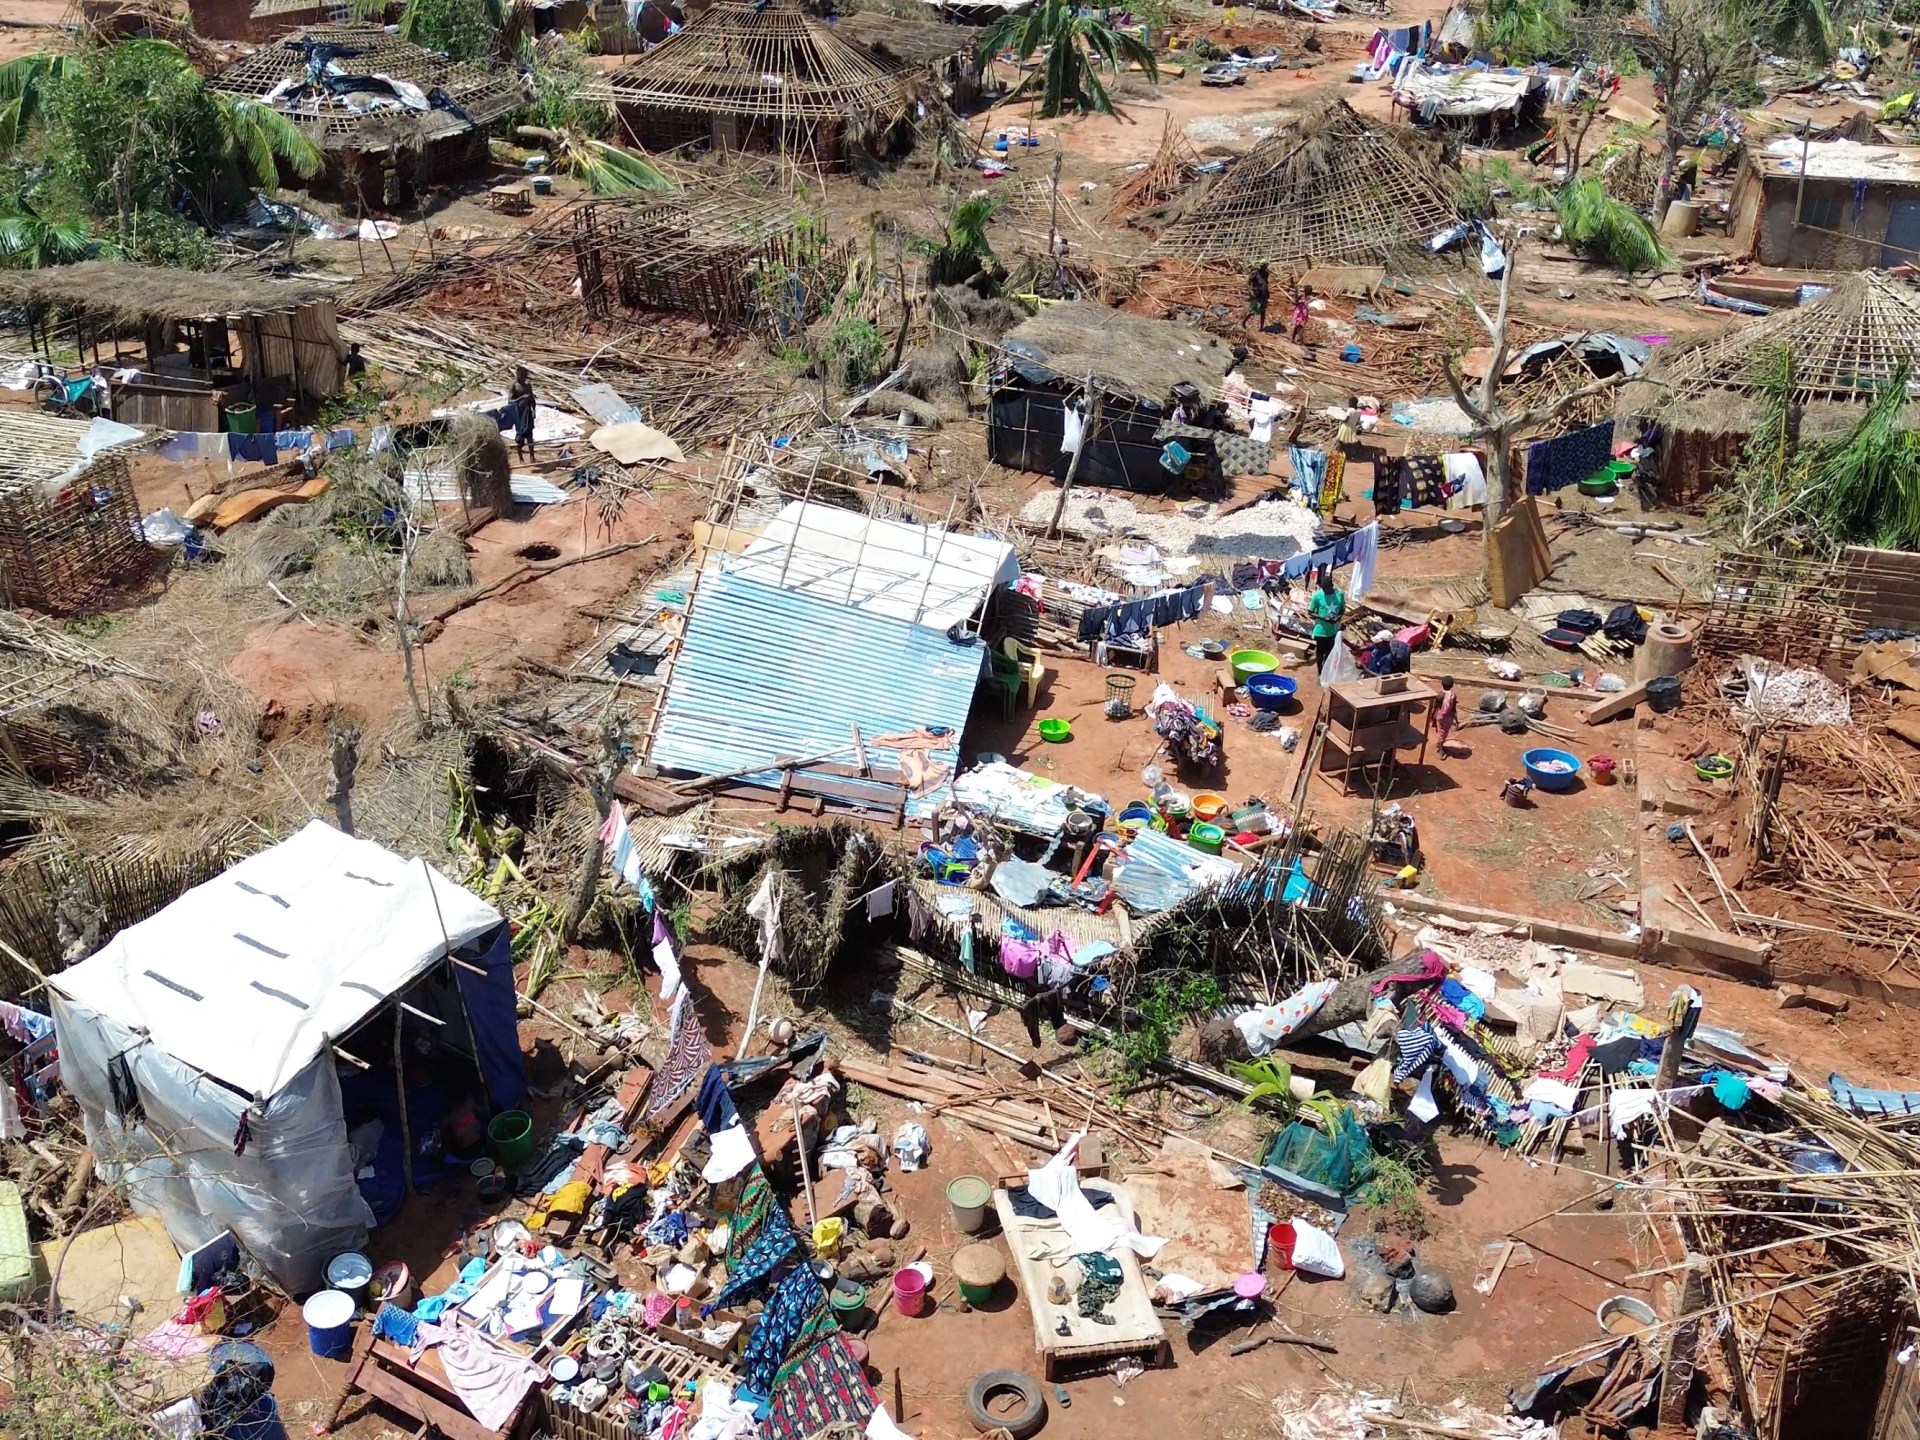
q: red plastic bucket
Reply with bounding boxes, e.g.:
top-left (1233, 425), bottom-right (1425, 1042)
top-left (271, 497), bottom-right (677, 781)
top-left (1267, 1221), bottom-right (1297, 1270)
top-left (892, 1267), bottom-right (929, 1317)
top-left (1589, 754), bottom-right (1617, 784)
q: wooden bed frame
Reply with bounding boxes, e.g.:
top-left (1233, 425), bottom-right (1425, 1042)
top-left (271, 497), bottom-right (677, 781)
top-left (993, 1177), bottom-right (1170, 1380)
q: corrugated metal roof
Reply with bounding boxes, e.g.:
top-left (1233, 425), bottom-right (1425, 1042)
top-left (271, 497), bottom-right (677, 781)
top-left (649, 570), bottom-right (984, 815)
top-left (727, 500), bottom-right (1018, 630)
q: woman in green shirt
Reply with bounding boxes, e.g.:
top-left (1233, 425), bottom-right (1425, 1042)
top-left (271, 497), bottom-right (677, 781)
top-left (1309, 567), bottom-right (1345, 671)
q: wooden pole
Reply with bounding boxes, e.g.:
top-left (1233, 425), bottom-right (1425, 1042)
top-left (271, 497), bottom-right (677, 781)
top-left (1046, 375), bottom-right (1101, 539)
top-left (394, 1001), bottom-right (416, 1198)
top-left (793, 1096), bottom-right (819, 1236)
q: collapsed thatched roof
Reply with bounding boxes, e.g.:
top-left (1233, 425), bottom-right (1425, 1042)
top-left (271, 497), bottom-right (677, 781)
top-left (834, 10), bottom-right (972, 69)
top-left (585, 0), bottom-right (913, 124)
top-left (1621, 271), bottom-right (1920, 436)
top-left (209, 25), bottom-right (525, 148)
top-left (1146, 99), bottom-right (1461, 267)
top-left (0, 262), bottom-right (337, 325)
top-left (997, 301), bottom-right (1234, 405)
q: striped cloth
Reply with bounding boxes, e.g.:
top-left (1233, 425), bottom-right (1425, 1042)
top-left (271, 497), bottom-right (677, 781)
top-left (1392, 1025), bottom-right (1438, 1082)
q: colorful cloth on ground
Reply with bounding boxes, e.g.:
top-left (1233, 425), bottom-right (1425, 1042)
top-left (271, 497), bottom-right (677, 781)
top-left (644, 989), bottom-right (710, 1121)
top-left (741, 1265), bottom-right (832, 1397)
top-left (1525, 420), bottom-right (1614, 495)
top-left (765, 1332), bottom-right (876, 1440)
top-left (728, 1169), bottom-right (780, 1254)
top-left (706, 1226), bottom-right (799, 1312)
top-left (1539, 1035), bottom-right (1596, 1081)
top-left (1370, 949), bottom-right (1446, 995)
top-left (1233, 978), bottom-right (1340, 1057)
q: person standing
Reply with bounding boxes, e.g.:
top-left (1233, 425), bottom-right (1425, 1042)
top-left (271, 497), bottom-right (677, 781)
top-left (1309, 566), bottom-right (1345, 671)
top-left (1434, 675), bottom-right (1459, 756)
top-left (509, 365), bottom-right (536, 464)
top-left (1246, 262), bottom-right (1270, 333)
top-left (1289, 287), bottom-right (1311, 344)
top-left (1336, 396), bottom-right (1360, 456)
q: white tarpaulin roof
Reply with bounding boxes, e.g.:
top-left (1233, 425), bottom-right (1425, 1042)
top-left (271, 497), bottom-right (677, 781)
top-left (727, 499), bottom-right (1019, 630)
top-left (52, 821), bottom-right (501, 1100)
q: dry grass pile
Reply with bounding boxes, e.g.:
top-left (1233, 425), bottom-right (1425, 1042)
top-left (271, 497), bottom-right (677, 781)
top-left (449, 409), bottom-right (514, 515)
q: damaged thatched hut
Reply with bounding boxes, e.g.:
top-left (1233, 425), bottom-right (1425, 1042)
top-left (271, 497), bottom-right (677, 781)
top-left (1620, 270), bottom-right (1920, 501)
top-left (572, 189), bottom-right (850, 333)
top-left (986, 302), bottom-right (1242, 491)
top-left (0, 263), bottom-right (346, 431)
top-left (1145, 100), bottom-right (1461, 269)
top-left (586, 0), bottom-right (914, 164)
top-left (0, 409), bottom-right (157, 614)
top-left (207, 26), bottom-right (526, 207)
top-left (245, 0), bottom-right (338, 42)
top-left (835, 10), bottom-right (979, 109)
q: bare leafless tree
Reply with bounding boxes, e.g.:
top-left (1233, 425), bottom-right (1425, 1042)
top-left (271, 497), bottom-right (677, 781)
top-left (1642, 0), bottom-right (1774, 215)
top-left (393, 504), bottom-right (431, 735)
top-left (1440, 248), bottom-right (1642, 576)
top-left (327, 723), bottom-right (361, 837)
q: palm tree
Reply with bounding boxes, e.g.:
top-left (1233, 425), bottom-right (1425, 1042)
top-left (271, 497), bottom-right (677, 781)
top-left (0, 43), bottom-right (321, 186)
top-left (515, 125), bottom-right (673, 195)
top-left (208, 94), bottom-right (324, 186)
top-left (0, 52), bottom-right (77, 152)
top-left (0, 202), bottom-right (94, 266)
top-left (978, 0), bottom-right (1157, 118)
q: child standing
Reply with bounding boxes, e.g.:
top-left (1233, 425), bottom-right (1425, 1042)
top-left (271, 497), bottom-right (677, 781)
top-left (1435, 675), bottom-right (1459, 756)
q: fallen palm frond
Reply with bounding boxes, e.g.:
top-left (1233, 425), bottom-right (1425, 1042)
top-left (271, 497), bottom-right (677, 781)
top-left (1794, 358), bottom-right (1920, 552)
top-left (1553, 175), bottom-right (1668, 273)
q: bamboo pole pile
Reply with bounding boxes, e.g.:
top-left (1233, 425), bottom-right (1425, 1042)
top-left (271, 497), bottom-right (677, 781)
top-left (1748, 721), bottom-right (1920, 954)
top-left (836, 1053), bottom-right (1163, 1157)
top-left (1638, 1085), bottom-right (1920, 1438)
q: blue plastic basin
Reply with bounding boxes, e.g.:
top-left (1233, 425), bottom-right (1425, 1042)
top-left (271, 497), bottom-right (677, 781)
top-left (1244, 672), bottom-right (1298, 712)
top-left (1522, 748), bottom-right (1582, 792)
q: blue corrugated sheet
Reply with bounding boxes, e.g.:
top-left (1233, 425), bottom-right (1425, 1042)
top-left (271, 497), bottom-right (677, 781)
top-left (649, 571), bottom-right (984, 816)
top-left (1110, 826), bottom-right (1240, 913)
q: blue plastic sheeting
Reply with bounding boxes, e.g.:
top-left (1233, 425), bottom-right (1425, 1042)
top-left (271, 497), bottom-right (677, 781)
top-left (650, 570), bottom-right (984, 816)
top-left (456, 922), bottom-right (528, 1113)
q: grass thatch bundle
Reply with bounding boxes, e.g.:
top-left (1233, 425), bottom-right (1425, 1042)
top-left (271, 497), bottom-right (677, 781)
top-left (706, 822), bottom-right (902, 1000)
top-left (449, 409), bottom-right (514, 516)
top-left (0, 262), bottom-right (333, 326)
top-left (413, 527), bottom-right (474, 589)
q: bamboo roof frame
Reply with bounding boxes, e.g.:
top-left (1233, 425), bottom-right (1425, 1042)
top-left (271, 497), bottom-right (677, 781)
top-left (1145, 100), bottom-right (1463, 268)
top-left (1622, 271), bottom-right (1920, 437)
top-left (208, 25), bottom-right (525, 146)
top-left (584, 0), bottom-right (914, 125)
top-left (833, 10), bottom-right (973, 69)
top-left (0, 407), bottom-right (160, 503)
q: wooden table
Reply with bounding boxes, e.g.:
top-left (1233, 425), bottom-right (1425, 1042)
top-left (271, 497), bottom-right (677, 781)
top-left (324, 1329), bottom-right (504, 1440)
top-left (489, 182), bottom-right (532, 215)
top-left (1316, 677), bottom-right (1436, 795)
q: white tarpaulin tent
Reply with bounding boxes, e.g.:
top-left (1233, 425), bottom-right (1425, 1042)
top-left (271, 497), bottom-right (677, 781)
top-left (50, 821), bottom-right (509, 1291)
top-left (56, 820), bottom-right (500, 1100)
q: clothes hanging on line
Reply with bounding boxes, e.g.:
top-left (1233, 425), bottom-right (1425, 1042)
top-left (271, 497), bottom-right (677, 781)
top-left (1287, 445), bottom-right (1327, 503)
top-left (1525, 421), bottom-right (1614, 495)
top-left (1348, 522), bottom-right (1379, 603)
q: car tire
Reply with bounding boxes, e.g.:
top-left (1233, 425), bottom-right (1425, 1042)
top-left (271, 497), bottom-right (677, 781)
top-left (966, 1368), bottom-right (1048, 1438)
